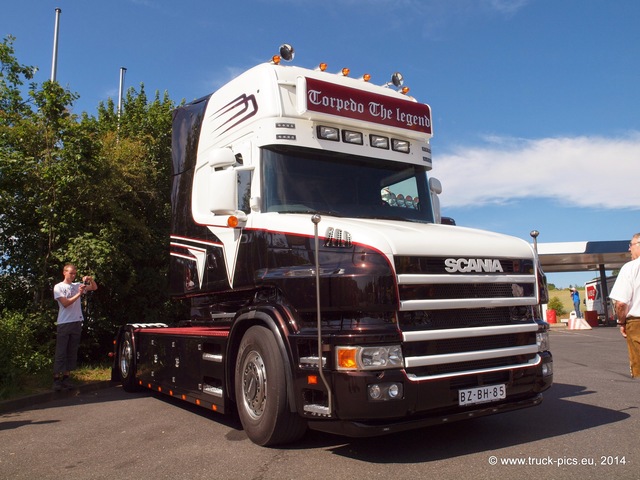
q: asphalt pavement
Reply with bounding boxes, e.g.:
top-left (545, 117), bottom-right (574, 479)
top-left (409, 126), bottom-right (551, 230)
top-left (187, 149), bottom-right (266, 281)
top-left (0, 380), bottom-right (114, 415)
top-left (1, 325), bottom-right (637, 480)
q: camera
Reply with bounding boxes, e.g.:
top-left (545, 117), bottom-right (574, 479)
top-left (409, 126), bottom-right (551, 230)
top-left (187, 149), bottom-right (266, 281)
top-left (83, 280), bottom-right (91, 286)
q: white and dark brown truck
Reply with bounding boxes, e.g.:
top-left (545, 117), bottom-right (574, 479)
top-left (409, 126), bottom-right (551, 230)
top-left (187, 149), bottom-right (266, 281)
top-left (112, 45), bottom-right (553, 446)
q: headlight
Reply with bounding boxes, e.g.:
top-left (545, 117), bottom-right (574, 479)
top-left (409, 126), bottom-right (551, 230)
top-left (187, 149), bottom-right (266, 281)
top-left (536, 331), bottom-right (550, 352)
top-left (336, 345), bottom-right (403, 371)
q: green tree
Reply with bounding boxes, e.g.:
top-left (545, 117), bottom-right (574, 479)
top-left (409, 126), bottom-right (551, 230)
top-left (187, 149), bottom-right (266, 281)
top-left (0, 35), bottom-right (36, 123)
top-left (73, 85), bottom-right (175, 356)
top-left (0, 35), bottom-right (175, 391)
top-left (1, 35), bottom-right (83, 310)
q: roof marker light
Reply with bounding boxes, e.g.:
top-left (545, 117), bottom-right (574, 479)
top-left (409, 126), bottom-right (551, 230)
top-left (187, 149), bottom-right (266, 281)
top-left (361, 73), bottom-right (371, 82)
top-left (340, 67), bottom-right (350, 76)
top-left (316, 63), bottom-right (328, 72)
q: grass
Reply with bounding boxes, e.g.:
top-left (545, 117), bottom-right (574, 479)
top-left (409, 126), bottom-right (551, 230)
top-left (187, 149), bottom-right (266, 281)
top-left (74, 364), bottom-right (112, 383)
top-left (1, 364), bottom-right (112, 401)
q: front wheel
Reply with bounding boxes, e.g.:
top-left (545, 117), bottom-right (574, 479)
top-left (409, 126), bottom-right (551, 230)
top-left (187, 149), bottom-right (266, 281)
top-left (235, 325), bottom-right (307, 446)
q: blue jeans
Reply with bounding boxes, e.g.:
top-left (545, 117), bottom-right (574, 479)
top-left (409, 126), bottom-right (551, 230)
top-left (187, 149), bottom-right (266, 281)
top-left (573, 302), bottom-right (581, 318)
top-left (54, 321), bottom-right (83, 374)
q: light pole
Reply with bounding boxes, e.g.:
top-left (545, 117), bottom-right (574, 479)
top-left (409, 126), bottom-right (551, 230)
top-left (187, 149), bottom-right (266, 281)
top-left (50, 8), bottom-right (62, 82)
top-left (117, 67), bottom-right (127, 118)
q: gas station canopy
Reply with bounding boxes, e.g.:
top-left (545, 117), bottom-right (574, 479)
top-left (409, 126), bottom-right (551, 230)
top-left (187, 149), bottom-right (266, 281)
top-left (536, 240), bottom-right (630, 273)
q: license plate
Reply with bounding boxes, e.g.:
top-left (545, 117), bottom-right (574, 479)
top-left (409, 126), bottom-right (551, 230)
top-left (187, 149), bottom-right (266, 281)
top-left (458, 384), bottom-right (506, 406)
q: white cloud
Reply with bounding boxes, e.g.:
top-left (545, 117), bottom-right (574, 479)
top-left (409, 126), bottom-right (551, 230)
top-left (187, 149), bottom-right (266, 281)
top-left (435, 132), bottom-right (640, 210)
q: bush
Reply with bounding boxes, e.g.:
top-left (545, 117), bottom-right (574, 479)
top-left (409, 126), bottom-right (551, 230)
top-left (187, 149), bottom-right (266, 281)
top-left (0, 310), bottom-right (53, 399)
top-left (547, 296), bottom-right (566, 317)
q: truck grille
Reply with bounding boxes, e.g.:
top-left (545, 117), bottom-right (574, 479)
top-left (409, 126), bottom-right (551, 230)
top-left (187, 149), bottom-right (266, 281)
top-left (410, 355), bottom-right (533, 377)
top-left (398, 307), bottom-right (529, 331)
top-left (394, 256), bottom-right (540, 381)
top-left (399, 282), bottom-right (531, 300)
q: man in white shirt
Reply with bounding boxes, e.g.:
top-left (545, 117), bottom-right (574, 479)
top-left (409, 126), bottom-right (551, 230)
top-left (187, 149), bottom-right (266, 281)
top-left (52, 264), bottom-right (97, 390)
top-left (609, 233), bottom-right (640, 378)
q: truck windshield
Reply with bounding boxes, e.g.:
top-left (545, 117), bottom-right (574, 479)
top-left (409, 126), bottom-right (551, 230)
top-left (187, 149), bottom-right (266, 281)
top-left (262, 146), bottom-right (435, 223)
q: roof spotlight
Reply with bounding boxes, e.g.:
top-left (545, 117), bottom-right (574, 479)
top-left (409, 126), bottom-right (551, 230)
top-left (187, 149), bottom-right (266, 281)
top-left (384, 72), bottom-right (404, 88)
top-left (279, 44), bottom-right (295, 62)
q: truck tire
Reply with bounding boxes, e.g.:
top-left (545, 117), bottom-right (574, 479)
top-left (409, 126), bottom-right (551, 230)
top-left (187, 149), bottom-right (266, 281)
top-left (118, 328), bottom-right (141, 393)
top-left (235, 325), bottom-right (307, 446)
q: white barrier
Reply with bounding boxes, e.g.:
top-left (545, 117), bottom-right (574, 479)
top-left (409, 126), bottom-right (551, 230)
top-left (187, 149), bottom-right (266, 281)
top-left (568, 311), bottom-right (592, 330)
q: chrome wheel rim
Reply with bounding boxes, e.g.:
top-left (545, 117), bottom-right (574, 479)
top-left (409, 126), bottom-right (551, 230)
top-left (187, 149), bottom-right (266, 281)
top-left (241, 350), bottom-right (267, 419)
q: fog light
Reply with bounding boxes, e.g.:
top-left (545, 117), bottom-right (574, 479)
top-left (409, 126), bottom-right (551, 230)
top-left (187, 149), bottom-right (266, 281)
top-left (542, 362), bottom-right (553, 377)
top-left (369, 384), bottom-right (382, 400)
top-left (388, 384), bottom-right (400, 398)
top-left (368, 382), bottom-right (403, 401)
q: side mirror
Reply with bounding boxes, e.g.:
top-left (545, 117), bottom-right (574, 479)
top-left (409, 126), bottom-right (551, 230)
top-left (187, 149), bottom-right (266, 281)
top-left (428, 177), bottom-right (442, 194)
top-left (208, 169), bottom-right (238, 215)
top-left (192, 148), bottom-right (239, 221)
top-left (207, 148), bottom-right (236, 169)
top-left (429, 177), bottom-right (442, 223)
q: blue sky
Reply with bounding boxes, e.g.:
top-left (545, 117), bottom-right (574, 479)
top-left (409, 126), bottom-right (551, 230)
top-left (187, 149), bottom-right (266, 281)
top-left (3, 0), bottom-right (639, 288)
